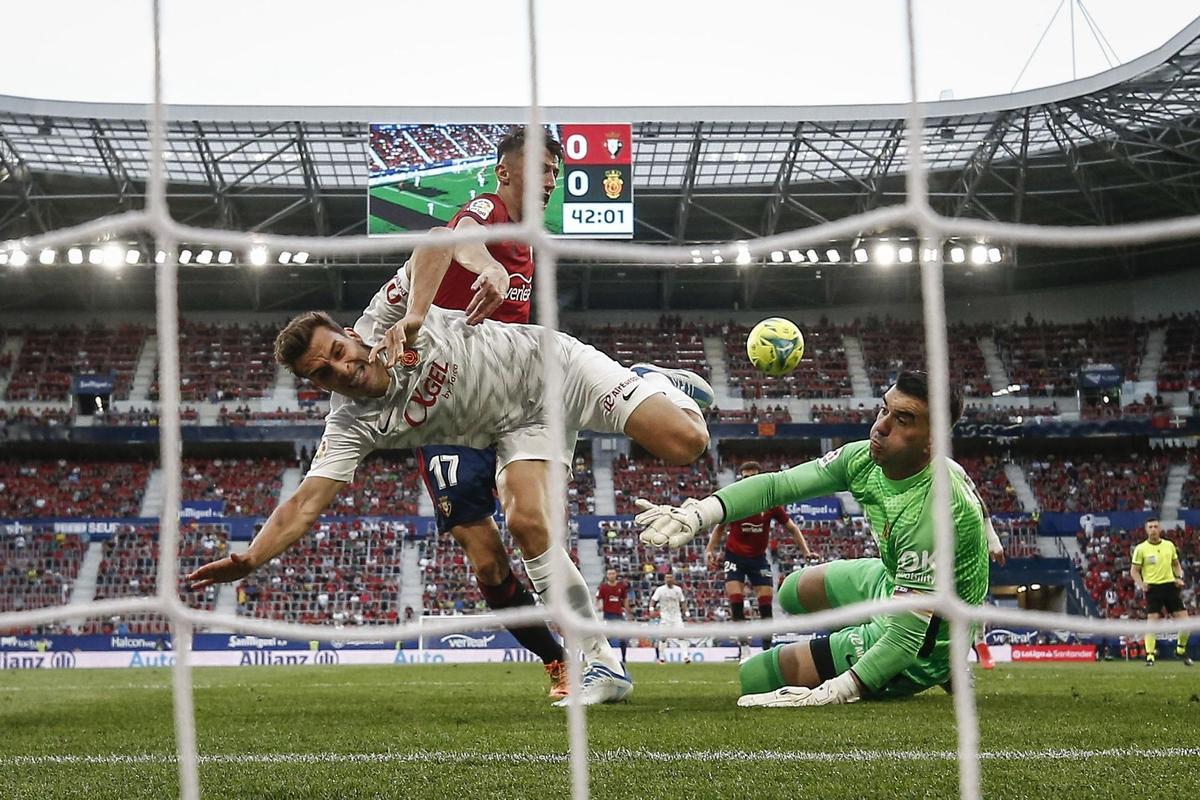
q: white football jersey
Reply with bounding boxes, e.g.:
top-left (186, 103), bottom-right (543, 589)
top-left (651, 584), bottom-right (686, 618)
top-left (306, 265), bottom-right (661, 483)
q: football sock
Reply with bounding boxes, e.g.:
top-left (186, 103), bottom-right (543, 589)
top-left (758, 597), bottom-right (774, 650)
top-left (639, 372), bottom-right (702, 416)
top-left (1145, 634), bottom-right (1156, 658)
top-left (478, 570), bottom-right (566, 665)
top-left (523, 547), bottom-right (621, 670)
top-left (729, 593), bottom-right (747, 647)
top-left (739, 646), bottom-right (785, 695)
top-left (1177, 631), bottom-right (1190, 656)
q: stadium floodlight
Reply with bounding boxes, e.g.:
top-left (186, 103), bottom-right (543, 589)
top-left (102, 243), bottom-right (124, 269)
top-left (125, 249), bottom-right (140, 265)
top-left (278, 251), bottom-right (293, 265)
top-left (770, 251), bottom-right (783, 263)
top-left (712, 254), bottom-right (724, 264)
top-left (735, 242), bottom-right (751, 266)
top-left (249, 246), bottom-right (269, 267)
top-left (217, 250), bottom-right (233, 265)
top-left (38, 249), bottom-right (55, 266)
top-left (88, 247), bottom-right (104, 265)
top-left (970, 245), bottom-right (988, 265)
top-left (0, 252), bottom-right (7, 266)
top-left (1030, 584), bottom-right (1042, 591)
top-left (898, 246), bottom-right (914, 264)
top-left (293, 252), bottom-right (310, 265)
top-left (178, 249), bottom-right (193, 265)
top-left (921, 247), bottom-right (939, 263)
top-left (9, 249), bottom-right (27, 267)
top-left (67, 247), bottom-right (84, 265)
top-left (787, 249), bottom-right (801, 263)
top-left (853, 247), bottom-right (868, 263)
top-left (988, 247), bottom-right (1002, 263)
top-left (196, 249), bottom-right (213, 265)
top-left (155, 251), bottom-right (167, 264)
top-left (875, 243), bottom-right (896, 266)
top-left (949, 246), bottom-right (966, 264)
top-left (806, 249), bottom-right (819, 263)
top-left (826, 249), bottom-right (841, 263)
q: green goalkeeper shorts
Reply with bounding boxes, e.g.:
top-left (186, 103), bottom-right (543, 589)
top-left (814, 558), bottom-right (951, 699)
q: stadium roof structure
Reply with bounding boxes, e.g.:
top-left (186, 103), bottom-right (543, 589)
top-left (0, 16), bottom-right (1198, 312)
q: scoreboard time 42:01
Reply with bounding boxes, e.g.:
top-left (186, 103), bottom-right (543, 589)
top-left (559, 123), bottom-right (634, 238)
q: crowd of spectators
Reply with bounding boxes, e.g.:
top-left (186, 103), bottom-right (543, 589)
top-left (611, 452), bottom-right (719, 514)
top-left (0, 459), bottom-right (150, 518)
top-left (328, 454), bottom-right (423, 517)
top-left (956, 455), bottom-right (1022, 513)
top-left (1024, 452), bottom-right (1170, 513)
top-left (217, 405), bottom-right (324, 425)
top-left (0, 527), bottom-right (86, 634)
top-left (960, 404), bottom-right (1061, 424)
top-left (0, 407), bottom-right (74, 430)
top-left (995, 317), bottom-right (1148, 397)
top-left (369, 126), bottom-right (423, 170)
top-left (5, 323), bottom-right (148, 401)
top-left (154, 321), bottom-right (279, 403)
top-left (181, 457), bottom-right (286, 517)
top-left (568, 317), bottom-right (711, 382)
top-left (705, 404), bottom-right (793, 424)
top-left (237, 519), bottom-right (407, 626)
top-left (1157, 312), bottom-right (1200, 392)
top-left (720, 319), bottom-right (852, 399)
top-left (859, 318), bottom-right (993, 397)
top-left (95, 407), bottom-right (200, 426)
top-left (809, 404), bottom-right (874, 424)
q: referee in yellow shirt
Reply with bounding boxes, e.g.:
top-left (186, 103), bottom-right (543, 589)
top-left (1130, 518), bottom-right (1192, 666)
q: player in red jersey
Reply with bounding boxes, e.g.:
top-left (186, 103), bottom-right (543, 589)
top-left (596, 568), bottom-right (632, 663)
top-left (706, 461), bottom-right (814, 659)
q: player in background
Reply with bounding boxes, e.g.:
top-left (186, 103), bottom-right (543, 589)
top-left (596, 568), bottom-right (631, 663)
top-left (650, 572), bottom-right (689, 663)
top-left (706, 460), bottom-right (814, 660)
top-left (414, 128), bottom-right (572, 698)
top-left (1131, 518), bottom-right (1192, 666)
top-left (636, 372), bottom-right (1006, 706)
top-left (188, 244), bottom-right (715, 706)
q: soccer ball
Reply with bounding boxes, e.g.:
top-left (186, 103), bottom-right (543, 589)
top-left (746, 317), bottom-right (805, 377)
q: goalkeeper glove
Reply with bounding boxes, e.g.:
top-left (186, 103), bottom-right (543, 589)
top-left (633, 496), bottom-right (724, 548)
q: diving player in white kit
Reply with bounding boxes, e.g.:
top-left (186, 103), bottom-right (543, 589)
top-left (189, 238), bottom-right (714, 706)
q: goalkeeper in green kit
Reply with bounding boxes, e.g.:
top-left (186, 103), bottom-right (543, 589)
top-left (635, 371), bottom-right (1004, 706)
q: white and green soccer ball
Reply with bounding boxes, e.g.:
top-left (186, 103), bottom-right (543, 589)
top-left (746, 317), bottom-right (805, 377)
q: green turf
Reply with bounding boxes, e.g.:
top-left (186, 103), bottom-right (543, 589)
top-left (2, 662), bottom-right (1198, 798)
top-left (369, 168), bottom-right (565, 235)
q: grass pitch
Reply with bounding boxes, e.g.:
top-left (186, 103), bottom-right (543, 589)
top-left (2, 662), bottom-right (1198, 799)
top-left (368, 170), bottom-right (566, 236)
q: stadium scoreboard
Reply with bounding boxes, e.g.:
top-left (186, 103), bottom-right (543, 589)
top-left (559, 124), bottom-right (634, 238)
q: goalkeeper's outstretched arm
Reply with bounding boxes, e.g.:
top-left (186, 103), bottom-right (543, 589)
top-left (188, 475), bottom-right (342, 588)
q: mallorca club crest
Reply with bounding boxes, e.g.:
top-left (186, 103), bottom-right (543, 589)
top-left (604, 132), bottom-right (624, 159)
top-left (602, 170), bottom-right (624, 200)
top-left (399, 348), bottom-right (421, 369)
top-left (438, 497), bottom-right (453, 518)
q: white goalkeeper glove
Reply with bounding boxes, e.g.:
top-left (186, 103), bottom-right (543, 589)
top-left (633, 496), bottom-right (724, 549)
top-left (736, 671), bottom-right (862, 708)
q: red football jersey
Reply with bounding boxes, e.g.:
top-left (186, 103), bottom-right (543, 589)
top-left (726, 506), bottom-right (790, 558)
top-left (596, 581), bottom-right (628, 615)
top-left (433, 193), bottom-right (534, 324)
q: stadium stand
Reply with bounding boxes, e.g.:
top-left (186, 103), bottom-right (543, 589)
top-left (152, 321), bottom-right (279, 403)
top-left (0, 407), bottom-right (75, 429)
top-left (1023, 452), bottom-right (1171, 513)
top-left (409, 126), bottom-right (460, 163)
top-left (217, 405), bottom-right (324, 425)
top-left (1157, 312), bottom-right (1200, 392)
top-left (568, 453), bottom-right (596, 516)
top-left (611, 451), bottom-right (719, 514)
top-left (705, 404), bottom-right (793, 424)
top-left (859, 319), bottom-right (993, 396)
top-left (719, 319), bottom-right (851, 399)
top-left (569, 317), bottom-right (711, 381)
top-left (956, 455), bottom-right (1022, 513)
top-left (181, 457), bottom-right (287, 517)
top-left (0, 527), bottom-right (86, 634)
top-left (369, 127), bottom-right (423, 170)
top-left (4, 323), bottom-right (148, 401)
top-left (84, 522), bottom-right (230, 634)
top-left (237, 519), bottom-right (406, 626)
top-left (1182, 449), bottom-right (1200, 511)
top-left (328, 454), bottom-right (422, 517)
top-left (0, 459), bottom-right (150, 517)
top-left (995, 318), bottom-right (1149, 396)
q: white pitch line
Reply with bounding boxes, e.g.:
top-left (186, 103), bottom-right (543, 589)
top-left (3, 747), bottom-right (1199, 768)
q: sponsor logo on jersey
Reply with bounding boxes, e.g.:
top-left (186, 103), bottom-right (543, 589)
top-left (818, 447), bottom-right (842, 469)
top-left (602, 170), bottom-right (624, 200)
top-left (602, 375), bottom-right (638, 413)
top-left (385, 280), bottom-right (405, 305)
top-left (504, 285), bottom-right (532, 303)
top-left (604, 133), bottom-right (624, 159)
top-left (896, 549), bottom-right (935, 583)
top-left (402, 360), bottom-right (452, 427)
top-left (467, 198), bottom-right (495, 220)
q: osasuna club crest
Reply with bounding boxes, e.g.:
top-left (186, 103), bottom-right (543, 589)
top-left (438, 497), bottom-right (453, 518)
top-left (603, 170), bottom-right (624, 200)
top-left (604, 132), bottom-right (623, 159)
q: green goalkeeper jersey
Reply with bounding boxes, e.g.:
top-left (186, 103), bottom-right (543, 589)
top-left (714, 440), bottom-right (990, 691)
